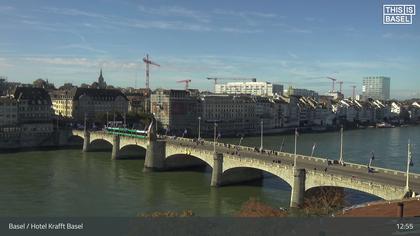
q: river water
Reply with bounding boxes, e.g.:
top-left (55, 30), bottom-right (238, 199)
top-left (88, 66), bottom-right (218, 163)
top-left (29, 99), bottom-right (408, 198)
top-left (0, 126), bottom-right (419, 216)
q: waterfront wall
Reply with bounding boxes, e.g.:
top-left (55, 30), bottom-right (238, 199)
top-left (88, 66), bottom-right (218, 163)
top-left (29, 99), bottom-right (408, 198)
top-left (0, 129), bottom-right (81, 150)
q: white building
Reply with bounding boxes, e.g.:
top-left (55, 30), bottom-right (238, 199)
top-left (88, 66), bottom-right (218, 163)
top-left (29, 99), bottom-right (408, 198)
top-left (285, 87), bottom-right (319, 99)
top-left (215, 81), bottom-right (283, 97)
top-left (362, 76), bottom-right (391, 100)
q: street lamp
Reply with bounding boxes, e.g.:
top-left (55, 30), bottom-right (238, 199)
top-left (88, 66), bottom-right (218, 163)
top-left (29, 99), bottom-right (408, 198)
top-left (293, 128), bottom-right (298, 168)
top-left (113, 112), bottom-right (116, 127)
top-left (405, 139), bottom-right (412, 192)
top-left (198, 116), bottom-right (201, 140)
top-left (123, 112), bottom-right (126, 128)
top-left (259, 119), bottom-right (263, 152)
top-left (213, 122), bottom-right (217, 153)
top-left (339, 126), bottom-right (344, 165)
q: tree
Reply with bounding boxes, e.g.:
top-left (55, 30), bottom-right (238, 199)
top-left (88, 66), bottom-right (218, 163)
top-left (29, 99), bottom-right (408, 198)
top-left (302, 187), bottom-right (346, 216)
top-left (33, 78), bottom-right (55, 89)
top-left (236, 198), bottom-right (287, 217)
top-left (59, 83), bottom-right (76, 90)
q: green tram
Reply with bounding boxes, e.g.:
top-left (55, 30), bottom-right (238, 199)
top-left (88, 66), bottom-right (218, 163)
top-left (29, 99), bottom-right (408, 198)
top-left (105, 127), bottom-right (148, 138)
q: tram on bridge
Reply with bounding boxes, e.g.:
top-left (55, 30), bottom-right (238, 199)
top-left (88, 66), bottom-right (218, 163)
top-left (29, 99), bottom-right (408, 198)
top-left (105, 127), bottom-right (148, 138)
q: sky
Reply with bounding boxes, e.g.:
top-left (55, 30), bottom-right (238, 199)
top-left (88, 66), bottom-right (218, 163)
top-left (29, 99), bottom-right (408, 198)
top-left (0, 0), bottom-right (419, 99)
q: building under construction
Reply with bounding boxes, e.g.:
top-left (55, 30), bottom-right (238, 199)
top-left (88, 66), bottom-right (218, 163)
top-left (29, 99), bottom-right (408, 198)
top-left (215, 81), bottom-right (283, 97)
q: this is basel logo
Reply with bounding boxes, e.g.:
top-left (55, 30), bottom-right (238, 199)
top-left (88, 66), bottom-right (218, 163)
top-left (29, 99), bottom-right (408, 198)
top-left (383, 4), bottom-right (416, 24)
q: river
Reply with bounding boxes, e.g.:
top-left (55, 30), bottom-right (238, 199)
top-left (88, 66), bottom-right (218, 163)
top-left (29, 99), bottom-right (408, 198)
top-left (0, 126), bottom-right (419, 216)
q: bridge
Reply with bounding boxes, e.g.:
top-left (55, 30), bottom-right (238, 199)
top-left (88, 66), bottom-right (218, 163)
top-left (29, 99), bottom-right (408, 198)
top-left (71, 125), bottom-right (420, 208)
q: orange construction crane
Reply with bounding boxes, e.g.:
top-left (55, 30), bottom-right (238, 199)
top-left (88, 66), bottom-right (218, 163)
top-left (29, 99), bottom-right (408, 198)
top-left (177, 79), bottom-right (192, 90)
top-left (327, 77), bottom-right (337, 92)
top-left (142, 54), bottom-right (160, 89)
top-left (207, 77), bottom-right (257, 92)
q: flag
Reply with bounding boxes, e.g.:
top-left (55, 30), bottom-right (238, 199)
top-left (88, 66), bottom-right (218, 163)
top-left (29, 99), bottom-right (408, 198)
top-left (217, 132), bottom-right (221, 140)
top-left (371, 151), bottom-right (375, 161)
top-left (295, 129), bottom-right (299, 137)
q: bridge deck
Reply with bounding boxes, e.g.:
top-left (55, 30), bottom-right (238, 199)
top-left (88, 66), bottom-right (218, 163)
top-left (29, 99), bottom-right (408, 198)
top-left (165, 136), bottom-right (420, 194)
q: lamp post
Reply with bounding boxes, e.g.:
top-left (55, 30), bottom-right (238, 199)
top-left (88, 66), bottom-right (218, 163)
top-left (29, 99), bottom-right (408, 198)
top-left (213, 122), bottom-right (217, 154)
top-left (260, 119), bottom-right (264, 152)
top-left (198, 116), bottom-right (201, 140)
top-left (339, 126), bottom-right (344, 165)
top-left (123, 112), bottom-right (126, 128)
top-left (113, 112), bottom-right (116, 127)
top-left (405, 139), bottom-right (412, 192)
top-left (106, 111), bottom-right (109, 128)
top-left (294, 128), bottom-right (298, 168)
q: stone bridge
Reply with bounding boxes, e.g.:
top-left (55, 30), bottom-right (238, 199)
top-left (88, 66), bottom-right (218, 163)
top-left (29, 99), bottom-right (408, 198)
top-left (71, 129), bottom-right (420, 208)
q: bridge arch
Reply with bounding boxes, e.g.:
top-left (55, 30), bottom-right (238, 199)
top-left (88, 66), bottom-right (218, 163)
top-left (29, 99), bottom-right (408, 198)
top-left (165, 144), bottom-right (215, 169)
top-left (222, 159), bottom-right (294, 187)
top-left (67, 135), bottom-right (84, 145)
top-left (119, 144), bottom-right (147, 158)
top-left (165, 153), bottom-right (213, 170)
top-left (305, 185), bottom-right (382, 204)
top-left (90, 138), bottom-right (113, 151)
top-left (305, 173), bottom-right (405, 201)
top-left (221, 166), bottom-right (292, 188)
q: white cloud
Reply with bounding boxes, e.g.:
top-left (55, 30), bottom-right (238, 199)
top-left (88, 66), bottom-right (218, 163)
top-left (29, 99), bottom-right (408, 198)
top-left (0, 58), bottom-right (13, 68)
top-left (213, 9), bottom-right (277, 18)
top-left (137, 5), bottom-right (211, 23)
top-left (60, 44), bottom-right (107, 54)
top-left (0, 6), bottom-right (14, 13)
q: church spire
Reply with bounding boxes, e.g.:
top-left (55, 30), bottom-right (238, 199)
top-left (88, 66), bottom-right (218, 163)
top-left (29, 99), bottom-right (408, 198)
top-left (98, 68), bottom-right (106, 89)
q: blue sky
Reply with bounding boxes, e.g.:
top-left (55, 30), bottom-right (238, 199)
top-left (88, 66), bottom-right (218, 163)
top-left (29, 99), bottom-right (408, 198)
top-left (0, 0), bottom-right (419, 99)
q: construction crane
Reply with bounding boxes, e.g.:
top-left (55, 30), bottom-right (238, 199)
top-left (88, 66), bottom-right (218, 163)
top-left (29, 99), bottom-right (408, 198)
top-left (142, 54), bottom-right (160, 89)
top-left (206, 77), bottom-right (257, 92)
top-left (351, 85), bottom-right (357, 100)
top-left (177, 79), bottom-right (192, 90)
top-left (337, 81), bottom-right (344, 93)
top-left (326, 77), bottom-right (337, 92)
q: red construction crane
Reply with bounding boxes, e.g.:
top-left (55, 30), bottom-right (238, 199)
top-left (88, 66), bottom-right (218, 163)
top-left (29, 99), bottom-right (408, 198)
top-left (142, 54), bottom-right (160, 89)
top-left (207, 77), bottom-right (257, 92)
top-left (338, 81), bottom-right (344, 93)
top-left (177, 79), bottom-right (192, 90)
top-left (351, 85), bottom-right (357, 100)
top-left (327, 77), bottom-right (337, 92)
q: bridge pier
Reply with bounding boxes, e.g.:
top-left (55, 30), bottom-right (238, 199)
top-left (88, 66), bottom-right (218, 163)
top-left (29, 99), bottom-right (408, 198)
top-left (82, 131), bottom-right (90, 152)
top-left (143, 140), bottom-right (166, 172)
top-left (111, 135), bottom-right (120, 160)
top-left (290, 168), bottom-right (306, 208)
top-left (211, 153), bottom-right (223, 187)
